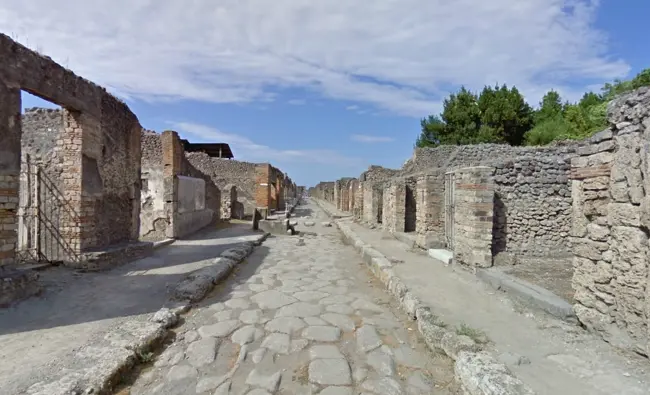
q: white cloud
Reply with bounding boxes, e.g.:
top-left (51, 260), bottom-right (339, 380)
top-left (0, 0), bottom-right (629, 116)
top-left (350, 134), bottom-right (395, 143)
top-left (287, 99), bottom-right (306, 105)
top-left (346, 105), bottom-right (359, 111)
top-left (170, 121), bottom-right (362, 168)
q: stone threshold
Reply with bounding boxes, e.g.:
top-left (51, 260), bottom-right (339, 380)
top-left (313, 198), bottom-right (534, 395)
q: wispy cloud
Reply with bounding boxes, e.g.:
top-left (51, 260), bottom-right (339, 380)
top-left (287, 99), bottom-right (306, 105)
top-left (1, 0), bottom-right (629, 116)
top-left (170, 121), bottom-right (362, 167)
top-left (350, 134), bottom-right (395, 143)
top-left (346, 105), bottom-right (360, 111)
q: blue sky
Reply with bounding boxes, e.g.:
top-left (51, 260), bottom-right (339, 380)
top-left (6, 0), bottom-right (648, 187)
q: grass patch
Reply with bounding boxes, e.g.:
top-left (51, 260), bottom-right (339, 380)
top-left (456, 322), bottom-right (488, 344)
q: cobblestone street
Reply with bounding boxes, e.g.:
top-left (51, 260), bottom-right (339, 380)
top-left (125, 202), bottom-right (458, 395)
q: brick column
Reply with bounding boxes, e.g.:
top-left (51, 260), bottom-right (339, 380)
top-left (161, 130), bottom-right (182, 238)
top-left (277, 174), bottom-right (284, 211)
top-left (453, 166), bottom-right (495, 268)
top-left (255, 164), bottom-right (271, 210)
top-left (382, 181), bottom-right (406, 233)
top-left (0, 82), bottom-right (21, 266)
top-left (416, 172), bottom-right (445, 249)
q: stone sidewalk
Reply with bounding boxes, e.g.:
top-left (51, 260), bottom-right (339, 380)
top-left (124, 201), bottom-right (459, 395)
top-left (0, 223), bottom-right (265, 395)
top-left (315, 199), bottom-right (650, 395)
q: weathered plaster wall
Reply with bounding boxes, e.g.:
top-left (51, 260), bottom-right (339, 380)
top-left (570, 87), bottom-right (650, 356)
top-left (140, 130), bottom-right (166, 241)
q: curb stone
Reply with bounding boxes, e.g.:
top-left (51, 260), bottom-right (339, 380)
top-left (312, 199), bottom-right (535, 395)
top-left (26, 231), bottom-right (269, 395)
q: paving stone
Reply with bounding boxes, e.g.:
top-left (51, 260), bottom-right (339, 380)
top-left (367, 348), bottom-right (396, 376)
top-left (320, 387), bottom-right (353, 395)
top-left (393, 345), bottom-right (427, 369)
top-left (213, 380), bottom-right (232, 395)
top-left (353, 367), bottom-right (368, 383)
top-left (291, 339), bottom-right (309, 352)
top-left (304, 316), bottom-right (328, 325)
top-left (166, 365), bottom-right (198, 382)
top-left (230, 291), bottom-right (252, 298)
top-left (246, 389), bottom-right (272, 395)
top-left (308, 359), bottom-right (352, 386)
top-left (186, 337), bottom-right (219, 367)
top-left (154, 346), bottom-right (184, 367)
top-left (250, 348), bottom-right (266, 364)
top-left (248, 283), bottom-right (270, 292)
top-left (195, 374), bottom-right (228, 393)
top-left (319, 286), bottom-right (349, 295)
top-left (251, 290), bottom-right (298, 309)
top-left (264, 317), bottom-right (306, 334)
top-left (352, 299), bottom-right (384, 313)
top-left (245, 368), bottom-right (282, 392)
top-left (293, 290), bottom-right (330, 302)
top-left (321, 313), bottom-right (356, 331)
top-left (356, 325), bottom-right (383, 353)
top-left (231, 325), bottom-right (264, 345)
top-left (182, 330), bottom-right (199, 344)
top-left (363, 315), bottom-right (402, 329)
top-left (198, 320), bottom-right (241, 338)
top-left (240, 309), bottom-right (265, 324)
top-left (325, 304), bottom-right (355, 315)
top-left (225, 298), bottom-right (251, 309)
top-left (309, 345), bottom-right (344, 360)
top-left (405, 371), bottom-right (432, 394)
top-left (213, 310), bottom-right (234, 321)
top-left (209, 302), bottom-right (226, 312)
top-left (361, 377), bottom-right (403, 395)
top-left (275, 302), bottom-right (322, 317)
top-left (301, 281), bottom-right (332, 291)
top-left (261, 333), bottom-right (291, 354)
top-left (337, 280), bottom-right (354, 287)
top-left (319, 295), bottom-right (355, 305)
top-left (302, 325), bottom-right (341, 342)
top-left (317, 272), bottom-right (343, 281)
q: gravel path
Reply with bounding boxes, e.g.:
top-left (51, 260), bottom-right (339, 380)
top-left (124, 202), bottom-right (458, 395)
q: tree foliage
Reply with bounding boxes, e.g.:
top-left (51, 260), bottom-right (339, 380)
top-left (415, 67), bottom-right (650, 148)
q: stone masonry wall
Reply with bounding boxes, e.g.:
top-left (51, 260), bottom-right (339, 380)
top-left (453, 166), bottom-right (495, 269)
top-left (570, 87), bottom-right (650, 356)
top-left (1, 33), bottom-right (143, 266)
top-left (184, 153), bottom-right (258, 215)
top-left (492, 154), bottom-right (573, 257)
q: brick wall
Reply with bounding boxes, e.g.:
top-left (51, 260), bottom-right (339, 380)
top-left (452, 166), bottom-right (495, 269)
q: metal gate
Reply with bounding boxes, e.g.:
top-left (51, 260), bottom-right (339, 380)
top-left (444, 172), bottom-right (455, 249)
top-left (16, 160), bottom-right (66, 263)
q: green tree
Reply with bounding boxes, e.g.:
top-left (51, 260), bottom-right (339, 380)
top-left (415, 115), bottom-right (446, 147)
top-left (535, 90), bottom-right (564, 124)
top-left (478, 84), bottom-right (533, 145)
top-left (440, 86), bottom-right (482, 144)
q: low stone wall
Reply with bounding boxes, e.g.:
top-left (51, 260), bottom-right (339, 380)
top-left (570, 87), bottom-right (650, 356)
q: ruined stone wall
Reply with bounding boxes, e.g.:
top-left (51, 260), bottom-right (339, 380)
top-left (184, 153), bottom-right (258, 215)
top-left (492, 155), bottom-right (573, 257)
top-left (570, 87), bottom-right (650, 356)
top-left (140, 130), bottom-right (166, 241)
top-left (415, 171), bottom-right (445, 248)
top-left (1, 33), bottom-right (143, 266)
top-left (360, 165), bottom-right (401, 182)
top-left (382, 181), bottom-right (406, 233)
top-left (453, 166), bottom-right (495, 269)
top-left (178, 149), bottom-right (219, 236)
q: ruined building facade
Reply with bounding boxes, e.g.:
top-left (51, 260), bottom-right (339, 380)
top-left (310, 86), bottom-right (650, 357)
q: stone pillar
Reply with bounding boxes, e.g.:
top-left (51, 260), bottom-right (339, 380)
top-left (221, 184), bottom-right (236, 220)
top-left (334, 180), bottom-right (341, 209)
top-left (382, 181), bottom-right (406, 233)
top-left (353, 180), bottom-right (363, 219)
top-left (255, 164), bottom-right (271, 215)
top-left (0, 82), bottom-right (21, 266)
top-left (416, 172), bottom-right (445, 249)
top-left (452, 166), bottom-right (495, 268)
top-left (161, 130), bottom-right (182, 238)
top-left (340, 181), bottom-right (350, 212)
top-left (277, 174), bottom-right (285, 211)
